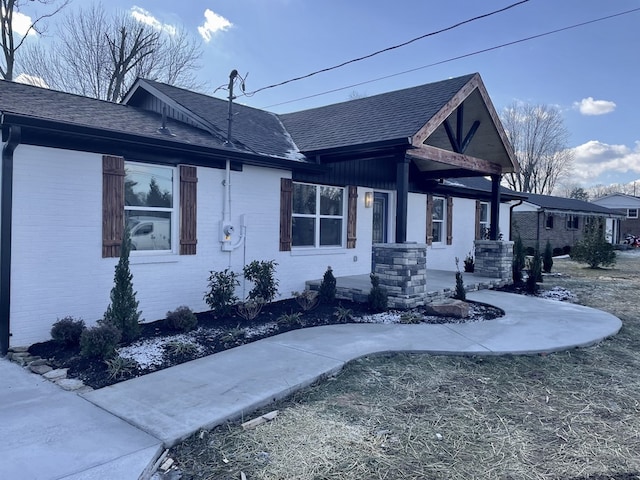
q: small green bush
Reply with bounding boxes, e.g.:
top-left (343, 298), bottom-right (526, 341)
top-left (244, 260), bottom-right (279, 303)
top-left (543, 240), bottom-right (554, 273)
top-left (204, 268), bottom-right (239, 317)
top-left (80, 324), bottom-right (121, 359)
top-left (512, 235), bottom-right (526, 284)
top-left (526, 251), bottom-right (542, 294)
top-left (552, 247), bottom-right (564, 257)
top-left (164, 306), bottom-right (198, 332)
top-left (293, 290), bottom-right (319, 311)
top-left (319, 266), bottom-right (337, 304)
top-left (277, 312), bottom-right (303, 328)
top-left (368, 274), bottom-right (388, 312)
top-left (463, 252), bottom-right (474, 273)
top-left (333, 305), bottom-right (353, 323)
top-left (453, 257), bottom-right (466, 301)
top-left (571, 221), bottom-right (616, 269)
top-left (51, 317), bottom-right (86, 346)
top-left (105, 355), bottom-right (138, 381)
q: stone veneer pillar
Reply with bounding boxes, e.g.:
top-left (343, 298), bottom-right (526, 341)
top-left (474, 240), bottom-right (514, 282)
top-left (373, 243), bottom-right (427, 309)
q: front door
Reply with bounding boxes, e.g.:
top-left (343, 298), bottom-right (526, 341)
top-left (372, 192), bottom-right (388, 244)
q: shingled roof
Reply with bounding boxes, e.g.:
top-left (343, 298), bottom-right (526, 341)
top-left (0, 79), bottom-right (231, 151)
top-left (125, 79), bottom-right (302, 159)
top-left (523, 193), bottom-right (621, 216)
top-left (279, 74), bottom-right (476, 152)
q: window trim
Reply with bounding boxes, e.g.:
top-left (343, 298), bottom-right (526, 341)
top-left (124, 161), bottom-right (178, 255)
top-left (431, 196), bottom-right (446, 246)
top-left (628, 208), bottom-right (638, 219)
top-left (566, 214), bottom-right (579, 230)
top-left (545, 214), bottom-right (554, 229)
top-left (479, 201), bottom-right (490, 237)
top-left (291, 181), bottom-right (346, 249)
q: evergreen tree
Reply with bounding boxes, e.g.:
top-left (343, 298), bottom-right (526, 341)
top-left (319, 266), bottom-right (337, 304)
top-left (512, 235), bottom-right (526, 283)
top-left (571, 219), bottom-right (616, 269)
top-left (102, 227), bottom-right (142, 342)
top-left (543, 240), bottom-right (554, 273)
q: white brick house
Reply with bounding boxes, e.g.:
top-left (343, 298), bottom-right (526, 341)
top-left (1, 73), bottom-right (519, 349)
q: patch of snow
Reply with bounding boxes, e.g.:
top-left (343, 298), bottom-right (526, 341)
top-left (245, 322), bottom-right (279, 338)
top-left (118, 331), bottom-right (202, 369)
top-left (358, 311), bottom-right (402, 324)
top-left (539, 286), bottom-right (577, 302)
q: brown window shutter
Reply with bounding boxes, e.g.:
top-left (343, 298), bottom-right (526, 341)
top-left (475, 200), bottom-right (482, 240)
top-left (279, 178), bottom-right (293, 251)
top-left (102, 155), bottom-right (125, 258)
top-left (446, 196), bottom-right (453, 245)
top-left (180, 165), bottom-right (198, 255)
top-left (426, 194), bottom-right (433, 246)
top-left (346, 186), bottom-right (358, 249)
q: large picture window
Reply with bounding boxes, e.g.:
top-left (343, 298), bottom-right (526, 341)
top-left (124, 163), bottom-right (175, 251)
top-left (292, 182), bottom-right (344, 247)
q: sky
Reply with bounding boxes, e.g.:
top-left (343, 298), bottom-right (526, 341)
top-left (13, 0), bottom-right (640, 191)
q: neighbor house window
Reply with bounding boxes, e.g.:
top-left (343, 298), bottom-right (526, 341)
top-left (566, 214), bottom-right (579, 230)
top-left (431, 196), bottom-right (446, 244)
top-left (628, 208), bottom-right (638, 219)
top-left (292, 182), bottom-right (344, 247)
top-left (546, 214), bottom-right (554, 229)
top-left (124, 162), bottom-right (175, 252)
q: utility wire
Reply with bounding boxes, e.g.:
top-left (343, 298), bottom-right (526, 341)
top-left (243, 0), bottom-right (529, 97)
top-left (261, 6), bottom-right (640, 110)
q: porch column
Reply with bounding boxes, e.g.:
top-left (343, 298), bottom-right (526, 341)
top-left (395, 155), bottom-right (409, 243)
top-left (490, 174), bottom-right (501, 240)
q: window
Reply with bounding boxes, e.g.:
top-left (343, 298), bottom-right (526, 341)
top-left (628, 208), bottom-right (638, 219)
top-left (431, 197), bottom-right (445, 244)
top-left (292, 182), bottom-right (344, 248)
top-left (479, 202), bottom-right (490, 237)
top-left (566, 214), bottom-right (579, 230)
top-left (124, 163), bottom-right (175, 252)
top-left (545, 214), bottom-right (554, 229)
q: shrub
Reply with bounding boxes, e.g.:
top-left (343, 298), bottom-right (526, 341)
top-left (368, 274), bottom-right (388, 312)
top-left (400, 312), bottom-right (422, 324)
top-left (164, 306), bottom-right (198, 332)
top-left (526, 251), bottom-right (542, 294)
top-left (80, 324), bottom-right (121, 359)
top-left (105, 355), bottom-right (138, 381)
top-left (525, 246), bottom-right (535, 256)
top-left (463, 252), bottom-right (474, 273)
top-left (51, 317), bottom-right (86, 346)
top-left (221, 327), bottom-right (245, 348)
top-left (453, 257), bottom-right (466, 301)
top-left (204, 268), bottom-right (239, 317)
top-left (512, 235), bottom-right (526, 284)
top-left (103, 227), bottom-right (141, 343)
top-left (164, 341), bottom-right (199, 363)
top-left (571, 220), bottom-right (616, 269)
top-left (277, 312), bottom-right (303, 328)
top-left (244, 260), bottom-right (279, 303)
top-left (333, 305), bottom-right (353, 323)
top-left (552, 247), bottom-right (564, 257)
top-left (543, 240), bottom-right (554, 273)
top-left (563, 245), bottom-right (572, 255)
top-left (236, 298), bottom-right (265, 321)
top-left (319, 266), bottom-right (337, 304)
top-left (293, 290), bottom-right (319, 311)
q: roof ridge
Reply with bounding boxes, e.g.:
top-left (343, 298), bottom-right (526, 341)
top-left (0, 79), bottom-right (128, 108)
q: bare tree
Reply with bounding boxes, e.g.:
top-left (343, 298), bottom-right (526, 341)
top-left (0, 0), bottom-right (69, 80)
top-left (18, 3), bottom-right (202, 101)
top-left (500, 103), bottom-right (573, 195)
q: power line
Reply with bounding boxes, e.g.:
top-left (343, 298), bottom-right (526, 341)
top-left (260, 6), bottom-right (640, 110)
top-left (243, 0), bottom-right (530, 97)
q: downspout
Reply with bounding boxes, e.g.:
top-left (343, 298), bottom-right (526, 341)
top-left (1, 124), bottom-right (21, 355)
top-left (509, 199), bottom-right (523, 240)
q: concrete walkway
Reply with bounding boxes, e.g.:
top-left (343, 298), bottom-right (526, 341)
top-left (1, 290), bottom-right (622, 480)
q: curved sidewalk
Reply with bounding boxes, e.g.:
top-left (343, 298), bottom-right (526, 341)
top-left (83, 290), bottom-right (622, 449)
top-left (0, 290), bottom-right (622, 480)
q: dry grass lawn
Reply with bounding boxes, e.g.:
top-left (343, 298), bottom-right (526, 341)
top-left (171, 251), bottom-right (640, 480)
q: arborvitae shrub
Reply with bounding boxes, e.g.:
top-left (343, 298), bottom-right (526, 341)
top-left (80, 324), bottom-right (122, 359)
top-left (526, 251), bottom-right (542, 294)
top-left (543, 240), bottom-right (554, 273)
top-left (164, 306), bottom-right (198, 332)
top-left (103, 228), bottom-right (141, 343)
top-left (51, 317), bottom-right (86, 346)
top-left (453, 258), bottom-right (466, 301)
top-left (319, 266), bottom-right (337, 304)
top-left (512, 235), bottom-right (526, 284)
top-left (571, 220), bottom-right (616, 269)
top-left (368, 274), bottom-right (388, 312)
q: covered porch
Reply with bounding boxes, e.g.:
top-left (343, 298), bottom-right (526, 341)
top-left (306, 269), bottom-right (508, 306)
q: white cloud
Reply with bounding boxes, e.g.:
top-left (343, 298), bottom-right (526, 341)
top-left (571, 140), bottom-right (640, 183)
top-left (198, 9), bottom-right (232, 42)
top-left (11, 11), bottom-right (37, 37)
top-left (130, 6), bottom-right (176, 35)
top-left (15, 73), bottom-right (49, 88)
top-left (574, 97), bottom-right (616, 116)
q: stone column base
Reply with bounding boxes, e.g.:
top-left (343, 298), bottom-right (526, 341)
top-left (373, 243), bottom-right (427, 309)
top-left (474, 240), bottom-right (513, 282)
